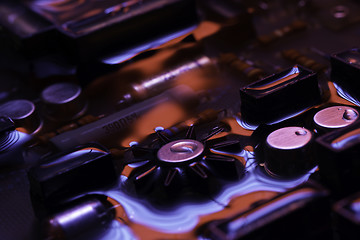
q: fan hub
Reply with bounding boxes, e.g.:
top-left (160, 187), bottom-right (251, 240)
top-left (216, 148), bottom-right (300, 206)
top-left (157, 139), bottom-right (204, 163)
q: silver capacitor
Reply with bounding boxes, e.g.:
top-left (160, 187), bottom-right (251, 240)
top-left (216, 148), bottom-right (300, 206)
top-left (313, 105), bottom-right (358, 130)
top-left (264, 126), bottom-right (316, 177)
top-left (41, 82), bottom-right (87, 122)
top-left (43, 195), bottom-right (115, 240)
top-left (0, 99), bottom-right (42, 134)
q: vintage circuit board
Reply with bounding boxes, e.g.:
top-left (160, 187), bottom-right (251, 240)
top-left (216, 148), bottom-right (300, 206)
top-left (2, 0), bottom-right (360, 239)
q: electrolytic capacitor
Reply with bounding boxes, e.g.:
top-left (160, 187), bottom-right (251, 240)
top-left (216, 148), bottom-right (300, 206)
top-left (264, 126), bottom-right (316, 177)
top-left (313, 105), bottom-right (358, 134)
top-left (0, 99), bottom-right (42, 134)
top-left (42, 195), bottom-right (115, 240)
top-left (41, 82), bottom-right (87, 122)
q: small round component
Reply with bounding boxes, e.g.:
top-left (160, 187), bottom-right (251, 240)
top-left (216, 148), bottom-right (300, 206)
top-left (266, 127), bottom-right (312, 150)
top-left (314, 106), bottom-right (358, 129)
top-left (43, 195), bottom-right (115, 239)
top-left (264, 126), bottom-right (315, 177)
top-left (0, 99), bottom-right (42, 134)
top-left (157, 139), bottom-right (204, 163)
top-left (41, 82), bottom-right (87, 121)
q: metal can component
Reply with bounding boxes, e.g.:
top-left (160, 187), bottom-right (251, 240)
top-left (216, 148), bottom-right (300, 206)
top-left (157, 139), bottom-right (205, 164)
top-left (267, 126), bottom-right (312, 150)
top-left (41, 82), bottom-right (87, 121)
top-left (314, 105), bottom-right (358, 129)
top-left (264, 126), bottom-right (315, 177)
top-left (43, 195), bottom-right (115, 240)
top-left (0, 99), bottom-right (42, 134)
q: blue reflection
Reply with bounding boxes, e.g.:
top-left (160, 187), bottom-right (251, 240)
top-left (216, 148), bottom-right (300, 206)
top-left (102, 26), bottom-right (196, 65)
top-left (99, 147), bottom-right (314, 234)
top-left (333, 82), bottom-right (360, 106)
top-left (99, 220), bottom-right (138, 240)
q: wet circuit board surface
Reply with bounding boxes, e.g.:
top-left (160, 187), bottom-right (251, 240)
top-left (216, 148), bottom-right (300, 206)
top-left (1, 0), bottom-right (360, 239)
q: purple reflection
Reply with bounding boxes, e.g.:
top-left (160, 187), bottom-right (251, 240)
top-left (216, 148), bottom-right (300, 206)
top-left (99, 147), bottom-right (314, 233)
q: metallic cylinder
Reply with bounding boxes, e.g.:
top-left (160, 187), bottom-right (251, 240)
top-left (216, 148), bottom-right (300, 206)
top-left (41, 82), bottom-right (87, 122)
top-left (0, 99), bottom-right (42, 134)
top-left (43, 195), bottom-right (115, 240)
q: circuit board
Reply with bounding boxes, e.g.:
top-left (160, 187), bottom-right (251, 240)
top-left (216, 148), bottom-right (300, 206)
top-left (1, 0), bottom-right (360, 239)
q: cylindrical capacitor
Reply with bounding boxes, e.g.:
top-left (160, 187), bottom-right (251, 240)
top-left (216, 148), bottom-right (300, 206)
top-left (41, 82), bottom-right (87, 122)
top-left (313, 105), bottom-right (358, 134)
top-left (118, 55), bottom-right (213, 107)
top-left (42, 195), bottom-right (115, 240)
top-left (264, 126), bottom-right (316, 177)
top-left (0, 99), bottom-right (42, 134)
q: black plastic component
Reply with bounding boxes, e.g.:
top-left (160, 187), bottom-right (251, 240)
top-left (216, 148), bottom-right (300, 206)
top-left (0, 1), bottom-right (57, 57)
top-left (333, 192), bottom-right (360, 240)
top-left (331, 48), bottom-right (360, 100)
top-left (18, 0), bottom-right (199, 61)
top-left (124, 124), bottom-right (245, 206)
top-left (202, 182), bottom-right (331, 240)
top-left (316, 120), bottom-right (360, 197)
top-left (240, 65), bottom-right (321, 125)
top-left (28, 144), bottom-right (118, 212)
top-left (42, 194), bottom-right (115, 240)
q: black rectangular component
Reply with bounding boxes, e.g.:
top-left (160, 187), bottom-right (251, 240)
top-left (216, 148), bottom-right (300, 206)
top-left (203, 182), bottom-right (331, 240)
top-left (331, 48), bottom-right (360, 100)
top-left (21, 0), bottom-right (199, 61)
top-left (240, 65), bottom-right (321, 125)
top-left (333, 192), bottom-right (360, 240)
top-left (316, 120), bottom-right (360, 197)
top-left (28, 144), bottom-right (118, 213)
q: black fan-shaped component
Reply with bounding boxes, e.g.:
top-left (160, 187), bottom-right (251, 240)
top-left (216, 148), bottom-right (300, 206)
top-left (124, 123), bottom-right (245, 203)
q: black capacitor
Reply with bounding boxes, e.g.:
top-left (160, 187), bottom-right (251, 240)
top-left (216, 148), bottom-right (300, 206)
top-left (331, 48), bottom-right (360, 100)
top-left (41, 82), bottom-right (87, 122)
top-left (316, 120), bottom-right (360, 197)
top-left (263, 126), bottom-right (316, 177)
top-left (28, 144), bottom-right (118, 215)
top-left (42, 194), bottom-right (115, 240)
top-left (0, 99), bottom-right (42, 134)
top-left (202, 182), bottom-right (331, 240)
top-left (240, 65), bottom-right (321, 125)
top-left (333, 192), bottom-right (360, 240)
